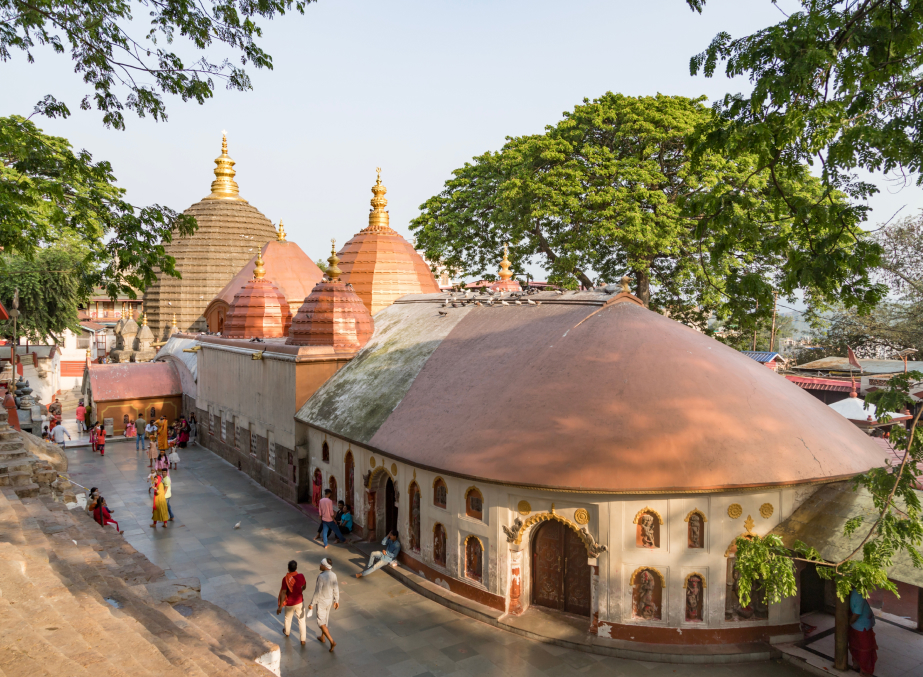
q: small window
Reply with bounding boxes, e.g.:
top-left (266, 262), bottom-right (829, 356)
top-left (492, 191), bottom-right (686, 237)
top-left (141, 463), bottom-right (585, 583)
top-left (322, 440), bottom-right (330, 463)
top-left (464, 535), bottom-right (483, 584)
top-left (268, 430), bottom-right (276, 469)
top-left (233, 415), bottom-right (240, 449)
top-left (150, 406), bottom-right (157, 420)
top-left (465, 487), bottom-right (483, 520)
top-left (249, 423), bottom-right (257, 456)
top-left (220, 413), bottom-right (227, 442)
top-left (433, 478), bottom-right (447, 509)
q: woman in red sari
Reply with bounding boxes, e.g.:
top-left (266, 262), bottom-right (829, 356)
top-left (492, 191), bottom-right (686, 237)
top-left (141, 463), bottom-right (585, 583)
top-left (93, 497), bottom-right (122, 534)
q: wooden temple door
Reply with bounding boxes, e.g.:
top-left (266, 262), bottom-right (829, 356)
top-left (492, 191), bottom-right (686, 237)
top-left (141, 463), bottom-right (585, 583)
top-left (531, 521), bottom-right (591, 617)
top-left (345, 453), bottom-right (354, 510)
top-left (385, 477), bottom-right (397, 536)
top-left (329, 475), bottom-right (338, 502)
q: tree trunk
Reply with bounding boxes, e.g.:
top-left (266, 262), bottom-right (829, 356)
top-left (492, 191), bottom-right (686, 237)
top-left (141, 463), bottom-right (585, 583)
top-left (834, 593), bottom-right (849, 671)
top-left (634, 271), bottom-right (651, 307)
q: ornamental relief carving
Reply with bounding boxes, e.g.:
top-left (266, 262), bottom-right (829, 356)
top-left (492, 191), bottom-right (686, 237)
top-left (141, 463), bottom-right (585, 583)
top-left (507, 510), bottom-right (608, 557)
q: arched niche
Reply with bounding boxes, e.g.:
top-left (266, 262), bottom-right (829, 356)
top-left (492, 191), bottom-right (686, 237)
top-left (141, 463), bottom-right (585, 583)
top-left (433, 476), bottom-right (447, 509)
top-left (464, 535), bottom-right (483, 584)
top-left (630, 567), bottom-right (664, 621)
top-left (724, 534), bottom-right (768, 621)
top-left (408, 481), bottom-right (421, 552)
top-left (633, 507), bottom-right (663, 549)
top-left (465, 486), bottom-right (483, 520)
top-left (433, 522), bottom-right (447, 567)
top-left (684, 572), bottom-right (706, 622)
top-left (322, 439), bottom-right (330, 463)
top-left (685, 508), bottom-right (707, 549)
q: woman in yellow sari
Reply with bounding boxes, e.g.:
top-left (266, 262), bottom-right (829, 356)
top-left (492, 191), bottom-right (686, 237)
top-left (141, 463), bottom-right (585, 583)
top-left (151, 470), bottom-right (169, 528)
top-left (157, 416), bottom-right (169, 453)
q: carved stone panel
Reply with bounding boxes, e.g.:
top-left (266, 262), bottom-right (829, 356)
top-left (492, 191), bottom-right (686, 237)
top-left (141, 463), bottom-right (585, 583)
top-left (465, 536), bottom-right (483, 584)
top-left (433, 523), bottom-right (447, 567)
top-left (688, 513), bottom-right (704, 549)
top-left (635, 511), bottom-right (660, 549)
top-left (631, 568), bottom-right (663, 621)
top-left (725, 557), bottom-right (768, 621)
top-left (685, 574), bottom-right (704, 622)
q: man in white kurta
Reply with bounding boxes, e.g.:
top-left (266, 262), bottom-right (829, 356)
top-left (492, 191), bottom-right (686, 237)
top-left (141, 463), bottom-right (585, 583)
top-left (309, 558), bottom-right (339, 651)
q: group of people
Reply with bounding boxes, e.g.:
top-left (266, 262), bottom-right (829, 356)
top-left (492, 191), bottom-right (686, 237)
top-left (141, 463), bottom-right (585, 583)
top-left (86, 487), bottom-right (122, 534)
top-left (131, 414), bottom-right (191, 469)
top-left (313, 491), bottom-right (354, 547)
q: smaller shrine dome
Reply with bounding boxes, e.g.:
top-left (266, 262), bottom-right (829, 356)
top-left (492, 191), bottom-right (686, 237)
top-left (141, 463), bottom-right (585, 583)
top-left (121, 317), bottom-right (139, 335)
top-left (223, 253), bottom-right (293, 339)
top-left (337, 169), bottom-right (441, 314)
top-left (287, 242), bottom-right (374, 352)
top-left (489, 244), bottom-right (521, 292)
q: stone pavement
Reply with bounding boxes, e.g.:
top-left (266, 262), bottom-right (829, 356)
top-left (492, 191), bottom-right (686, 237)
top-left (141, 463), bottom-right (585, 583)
top-left (62, 438), bottom-right (810, 677)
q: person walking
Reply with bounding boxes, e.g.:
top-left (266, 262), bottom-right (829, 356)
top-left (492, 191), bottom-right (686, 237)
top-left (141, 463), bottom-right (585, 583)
top-left (157, 416), bottom-right (169, 456)
top-left (163, 469), bottom-right (175, 521)
top-left (89, 423), bottom-right (98, 453)
top-left (75, 400), bottom-right (87, 434)
top-left (135, 413), bottom-right (147, 453)
top-left (97, 425), bottom-right (107, 456)
top-left (314, 499), bottom-right (345, 541)
top-left (50, 423), bottom-right (71, 448)
top-left (849, 588), bottom-right (877, 676)
top-left (188, 412), bottom-right (197, 443)
top-left (314, 489), bottom-right (345, 548)
top-left (309, 558), bottom-right (339, 652)
top-left (276, 560), bottom-right (307, 646)
top-left (145, 421), bottom-right (158, 467)
top-left (151, 470), bottom-right (169, 528)
top-left (355, 530), bottom-right (401, 578)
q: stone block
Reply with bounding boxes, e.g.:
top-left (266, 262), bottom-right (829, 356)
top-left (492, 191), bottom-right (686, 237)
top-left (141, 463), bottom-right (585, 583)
top-left (132, 577), bottom-right (202, 604)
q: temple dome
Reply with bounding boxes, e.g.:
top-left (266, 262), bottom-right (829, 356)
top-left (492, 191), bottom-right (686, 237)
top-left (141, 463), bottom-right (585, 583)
top-left (204, 229), bottom-right (325, 333)
top-left (337, 170), bottom-right (440, 315)
top-left (222, 253), bottom-right (293, 339)
top-left (287, 244), bottom-right (374, 351)
top-left (142, 134), bottom-right (278, 340)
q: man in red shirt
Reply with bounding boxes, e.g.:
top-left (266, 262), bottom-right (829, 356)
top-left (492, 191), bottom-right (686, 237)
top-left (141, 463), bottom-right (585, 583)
top-left (277, 560), bottom-right (307, 645)
top-left (315, 489), bottom-right (346, 548)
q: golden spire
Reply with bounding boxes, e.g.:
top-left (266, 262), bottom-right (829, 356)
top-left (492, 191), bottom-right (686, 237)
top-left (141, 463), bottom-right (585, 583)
top-left (171, 314), bottom-right (177, 327)
top-left (254, 250), bottom-right (266, 280)
top-left (498, 243), bottom-right (513, 281)
top-left (141, 313), bottom-right (148, 326)
top-left (327, 239), bottom-right (342, 281)
top-left (277, 220), bottom-right (287, 242)
top-left (365, 167), bottom-right (394, 233)
top-left (203, 132), bottom-right (247, 202)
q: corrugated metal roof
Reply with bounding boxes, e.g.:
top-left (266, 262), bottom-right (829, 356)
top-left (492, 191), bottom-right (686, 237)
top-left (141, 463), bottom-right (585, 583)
top-left (793, 356), bottom-right (923, 374)
top-left (740, 351), bottom-right (781, 363)
top-left (771, 481), bottom-right (923, 587)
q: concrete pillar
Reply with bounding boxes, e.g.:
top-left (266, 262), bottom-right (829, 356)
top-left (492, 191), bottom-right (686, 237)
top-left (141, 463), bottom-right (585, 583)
top-left (508, 548), bottom-right (523, 615)
top-left (835, 592), bottom-right (849, 670)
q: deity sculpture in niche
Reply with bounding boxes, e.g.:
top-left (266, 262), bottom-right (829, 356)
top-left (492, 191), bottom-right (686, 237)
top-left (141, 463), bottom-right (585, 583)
top-left (635, 509), bottom-right (660, 548)
top-left (688, 513), bottom-right (704, 548)
top-left (433, 523), bottom-right (447, 567)
top-left (631, 568), bottom-right (662, 621)
top-left (409, 482), bottom-right (421, 552)
top-left (724, 558), bottom-right (768, 621)
top-left (685, 575), bottom-right (704, 622)
top-left (465, 535), bottom-right (483, 583)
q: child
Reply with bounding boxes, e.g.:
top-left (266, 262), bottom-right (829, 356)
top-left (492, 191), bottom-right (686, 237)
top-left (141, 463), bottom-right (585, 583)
top-left (147, 468), bottom-right (158, 495)
top-left (155, 450), bottom-right (168, 473)
top-left (97, 425), bottom-right (107, 456)
top-left (168, 444), bottom-right (180, 470)
top-left (125, 421), bottom-right (136, 438)
top-left (89, 425), bottom-right (98, 454)
top-left (41, 427), bottom-right (49, 440)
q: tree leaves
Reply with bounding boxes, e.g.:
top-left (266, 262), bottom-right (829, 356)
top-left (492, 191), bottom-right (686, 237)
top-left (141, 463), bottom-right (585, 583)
top-left (1, 0), bottom-right (313, 129)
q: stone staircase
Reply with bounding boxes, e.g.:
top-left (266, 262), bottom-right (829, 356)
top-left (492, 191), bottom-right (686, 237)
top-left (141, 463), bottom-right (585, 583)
top-left (0, 408), bottom-right (71, 500)
top-left (58, 384), bottom-right (84, 413)
top-left (0, 442), bottom-right (280, 676)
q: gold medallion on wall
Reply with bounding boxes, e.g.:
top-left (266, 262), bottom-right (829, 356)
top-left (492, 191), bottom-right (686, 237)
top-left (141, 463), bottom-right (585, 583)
top-left (759, 503), bottom-right (774, 519)
top-left (727, 503), bottom-right (743, 519)
top-left (391, 463), bottom-right (398, 476)
top-left (369, 456), bottom-right (376, 468)
top-left (517, 500), bottom-right (531, 516)
top-left (574, 508), bottom-right (590, 526)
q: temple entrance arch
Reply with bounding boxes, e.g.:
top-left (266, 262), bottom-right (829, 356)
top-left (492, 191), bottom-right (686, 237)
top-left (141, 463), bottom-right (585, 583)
top-left (367, 467), bottom-right (398, 541)
top-left (530, 520), bottom-right (591, 617)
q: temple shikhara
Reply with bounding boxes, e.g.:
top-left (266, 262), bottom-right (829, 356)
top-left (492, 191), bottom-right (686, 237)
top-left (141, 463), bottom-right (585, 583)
top-left (75, 137), bottom-right (905, 664)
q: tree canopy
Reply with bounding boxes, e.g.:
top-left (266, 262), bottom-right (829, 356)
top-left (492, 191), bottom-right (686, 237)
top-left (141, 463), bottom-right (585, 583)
top-left (1, 0), bottom-right (311, 129)
top-left (411, 93), bottom-right (881, 330)
top-left (0, 115), bottom-right (195, 306)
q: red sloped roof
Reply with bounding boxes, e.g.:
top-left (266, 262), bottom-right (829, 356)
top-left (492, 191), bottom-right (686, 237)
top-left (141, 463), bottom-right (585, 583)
top-left (87, 362), bottom-right (183, 401)
top-left (786, 375), bottom-right (853, 392)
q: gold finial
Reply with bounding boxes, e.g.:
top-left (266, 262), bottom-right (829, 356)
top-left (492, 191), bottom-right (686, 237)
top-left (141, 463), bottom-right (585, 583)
top-left (498, 243), bottom-right (513, 281)
top-left (141, 313), bottom-right (148, 326)
top-left (171, 313), bottom-right (177, 327)
top-left (620, 276), bottom-right (631, 294)
top-left (253, 250), bottom-right (266, 280)
top-left (365, 167), bottom-right (394, 233)
top-left (327, 239), bottom-right (341, 281)
top-left (277, 220), bottom-right (287, 242)
top-left (203, 132), bottom-right (247, 202)
top-left (86, 347), bottom-right (92, 360)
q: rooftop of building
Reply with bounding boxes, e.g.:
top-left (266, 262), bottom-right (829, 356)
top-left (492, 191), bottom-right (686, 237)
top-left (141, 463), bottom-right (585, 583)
top-left (86, 361), bottom-right (183, 401)
top-left (792, 356), bottom-right (923, 374)
top-left (295, 284), bottom-right (885, 493)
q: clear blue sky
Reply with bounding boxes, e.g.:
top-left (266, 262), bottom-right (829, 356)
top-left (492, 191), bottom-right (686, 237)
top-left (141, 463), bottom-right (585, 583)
top-left (4, 0), bottom-right (921, 280)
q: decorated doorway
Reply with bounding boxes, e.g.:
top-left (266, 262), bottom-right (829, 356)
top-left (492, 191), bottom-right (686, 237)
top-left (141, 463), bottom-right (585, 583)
top-left (329, 474), bottom-right (338, 502)
top-left (531, 520), bottom-right (591, 616)
top-left (385, 476), bottom-right (397, 536)
top-left (345, 452), bottom-right (355, 511)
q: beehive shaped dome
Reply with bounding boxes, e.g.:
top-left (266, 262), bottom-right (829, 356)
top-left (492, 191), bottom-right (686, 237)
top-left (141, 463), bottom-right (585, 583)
top-left (337, 169), bottom-right (440, 315)
top-left (142, 134), bottom-right (278, 340)
top-left (287, 244), bottom-right (374, 351)
top-left (223, 253), bottom-right (293, 339)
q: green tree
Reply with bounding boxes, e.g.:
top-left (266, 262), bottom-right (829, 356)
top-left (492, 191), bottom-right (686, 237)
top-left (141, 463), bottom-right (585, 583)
top-left (1, 115), bottom-right (195, 301)
top-left (687, 0), bottom-right (923, 610)
top-left (411, 93), bottom-right (879, 331)
top-left (2, 0), bottom-right (311, 129)
top-left (0, 247), bottom-right (86, 343)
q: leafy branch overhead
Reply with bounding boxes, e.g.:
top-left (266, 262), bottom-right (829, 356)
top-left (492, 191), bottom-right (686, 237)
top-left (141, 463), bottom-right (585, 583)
top-left (0, 115), bottom-right (196, 300)
top-left (1, 0), bottom-right (312, 129)
top-left (411, 93), bottom-right (883, 332)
